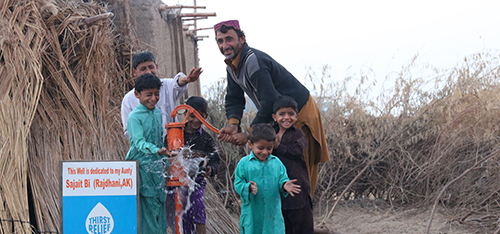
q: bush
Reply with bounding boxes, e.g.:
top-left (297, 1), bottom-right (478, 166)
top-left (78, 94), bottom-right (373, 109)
top-left (205, 51), bottom-right (500, 232)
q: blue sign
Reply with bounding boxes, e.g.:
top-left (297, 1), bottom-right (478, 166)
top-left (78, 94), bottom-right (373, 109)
top-left (61, 161), bottom-right (139, 234)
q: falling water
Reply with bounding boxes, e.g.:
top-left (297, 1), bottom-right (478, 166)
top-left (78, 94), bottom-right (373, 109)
top-left (163, 147), bottom-right (206, 234)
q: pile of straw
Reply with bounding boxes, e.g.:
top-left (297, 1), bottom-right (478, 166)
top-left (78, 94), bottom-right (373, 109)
top-left (205, 182), bottom-right (239, 233)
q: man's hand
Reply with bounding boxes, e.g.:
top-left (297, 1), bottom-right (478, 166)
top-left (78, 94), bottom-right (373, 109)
top-left (217, 124), bottom-right (238, 143)
top-left (178, 67), bottom-right (203, 86)
top-left (232, 132), bottom-right (248, 145)
top-left (283, 179), bottom-right (301, 197)
top-left (249, 181), bottom-right (258, 195)
top-left (205, 166), bottom-right (212, 177)
top-left (217, 125), bottom-right (247, 145)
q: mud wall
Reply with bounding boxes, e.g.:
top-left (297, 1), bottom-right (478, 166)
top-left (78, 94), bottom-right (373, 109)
top-left (109, 0), bottom-right (201, 97)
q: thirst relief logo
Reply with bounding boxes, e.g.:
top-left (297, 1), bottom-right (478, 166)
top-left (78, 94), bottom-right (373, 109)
top-left (86, 202), bottom-right (114, 234)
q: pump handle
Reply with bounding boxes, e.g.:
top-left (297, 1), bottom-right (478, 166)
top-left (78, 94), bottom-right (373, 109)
top-left (170, 104), bottom-right (220, 134)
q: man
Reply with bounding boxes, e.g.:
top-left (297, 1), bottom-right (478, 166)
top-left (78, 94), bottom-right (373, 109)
top-left (121, 51), bottom-right (202, 139)
top-left (214, 20), bottom-right (330, 195)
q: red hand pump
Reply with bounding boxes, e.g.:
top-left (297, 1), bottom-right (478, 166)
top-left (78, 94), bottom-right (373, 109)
top-left (164, 104), bottom-right (219, 234)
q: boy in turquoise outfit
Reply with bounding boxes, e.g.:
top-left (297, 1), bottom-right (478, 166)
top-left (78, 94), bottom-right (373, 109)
top-left (126, 73), bottom-right (171, 234)
top-left (234, 123), bottom-right (301, 234)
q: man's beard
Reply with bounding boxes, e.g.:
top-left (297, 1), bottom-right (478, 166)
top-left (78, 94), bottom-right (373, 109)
top-left (223, 41), bottom-right (242, 60)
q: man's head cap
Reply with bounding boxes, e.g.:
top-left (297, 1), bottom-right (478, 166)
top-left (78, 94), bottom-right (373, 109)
top-left (214, 20), bottom-right (240, 35)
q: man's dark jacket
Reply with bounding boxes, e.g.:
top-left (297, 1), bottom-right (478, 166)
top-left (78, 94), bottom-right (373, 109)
top-left (225, 42), bottom-right (310, 125)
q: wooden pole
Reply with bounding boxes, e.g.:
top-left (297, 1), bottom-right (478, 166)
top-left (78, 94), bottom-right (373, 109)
top-left (83, 12), bottom-right (114, 26)
top-left (177, 18), bottom-right (187, 78)
top-left (193, 0), bottom-right (198, 33)
top-left (191, 0), bottom-right (201, 97)
top-left (192, 27), bottom-right (212, 31)
top-left (172, 18), bottom-right (182, 73)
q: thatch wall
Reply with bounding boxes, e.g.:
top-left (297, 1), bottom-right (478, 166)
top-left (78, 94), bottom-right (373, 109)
top-left (0, 1), bottom-right (46, 233)
top-left (0, 0), bottom-right (236, 233)
top-left (27, 1), bottom-right (129, 233)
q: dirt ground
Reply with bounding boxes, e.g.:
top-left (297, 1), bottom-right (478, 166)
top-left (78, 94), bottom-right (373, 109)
top-left (314, 201), bottom-right (481, 234)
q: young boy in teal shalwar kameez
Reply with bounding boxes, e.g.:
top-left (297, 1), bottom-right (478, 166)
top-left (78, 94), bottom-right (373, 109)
top-left (234, 123), bottom-right (301, 234)
top-left (126, 73), bottom-right (171, 234)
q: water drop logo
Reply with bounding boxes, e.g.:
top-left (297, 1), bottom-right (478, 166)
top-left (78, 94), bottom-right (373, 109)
top-left (86, 202), bottom-right (114, 234)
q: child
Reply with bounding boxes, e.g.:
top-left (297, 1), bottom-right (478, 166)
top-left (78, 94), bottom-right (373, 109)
top-left (234, 123), bottom-right (301, 234)
top-left (125, 73), bottom-right (170, 234)
top-left (121, 51), bottom-right (202, 140)
top-left (181, 96), bottom-right (220, 234)
top-left (272, 96), bottom-right (314, 234)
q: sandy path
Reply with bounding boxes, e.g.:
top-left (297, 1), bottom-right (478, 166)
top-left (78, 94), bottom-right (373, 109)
top-left (315, 205), bottom-right (475, 234)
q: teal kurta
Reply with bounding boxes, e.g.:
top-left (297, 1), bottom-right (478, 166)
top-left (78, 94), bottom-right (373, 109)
top-left (126, 104), bottom-right (167, 234)
top-left (234, 152), bottom-right (290, 234)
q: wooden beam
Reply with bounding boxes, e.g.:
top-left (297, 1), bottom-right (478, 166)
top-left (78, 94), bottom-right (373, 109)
top-left (192, 27), bottom-right (212, 32)
top-left (177, 13), bottom-right (216, 18)
top-left (158, 4), bottom-right (206, 11)
top-left (181, 17), bottom-right (208, 21)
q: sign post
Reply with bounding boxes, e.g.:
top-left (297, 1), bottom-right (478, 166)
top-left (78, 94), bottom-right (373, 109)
top-left (61, 161), bottom-right (139, 234)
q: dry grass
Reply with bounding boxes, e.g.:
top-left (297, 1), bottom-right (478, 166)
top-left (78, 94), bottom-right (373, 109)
top-left (312, 51), bottom-right (500, 232)
top-left (204, 181), bottom-right (239, 233)
top-left (203, 78), bottom-right (250, 215)
top-left (0, 0), bottom-right (46, 233)
top-left (203, 51), bottom-right (500, 233)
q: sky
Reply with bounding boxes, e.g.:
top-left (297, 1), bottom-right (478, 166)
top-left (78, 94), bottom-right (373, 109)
top-left (162, 0), bottom-right (500, 93)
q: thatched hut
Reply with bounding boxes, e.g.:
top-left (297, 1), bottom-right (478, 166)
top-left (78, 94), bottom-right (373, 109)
top-left (0, 0), bottom-right (237, 233)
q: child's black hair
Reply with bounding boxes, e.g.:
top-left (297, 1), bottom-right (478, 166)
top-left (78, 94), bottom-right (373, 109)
top-left (132, 51), bottom-right (156, 69)
top-left (186, 96), bottom-right (208, 114)
top-left (272, 95), bottom-right (298, 113)
top-left (134, 73), bottom-right (162, 93)
top-left (248, 123), bottom-right (276, 143)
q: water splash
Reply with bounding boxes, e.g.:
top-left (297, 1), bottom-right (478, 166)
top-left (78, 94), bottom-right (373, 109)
top-left (139, 156), bottom-right (169, 192)
top-left (164, 147), bottom-right (207, 234)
